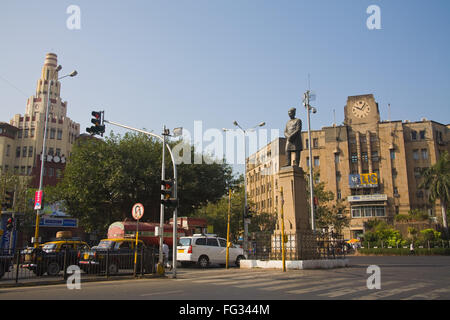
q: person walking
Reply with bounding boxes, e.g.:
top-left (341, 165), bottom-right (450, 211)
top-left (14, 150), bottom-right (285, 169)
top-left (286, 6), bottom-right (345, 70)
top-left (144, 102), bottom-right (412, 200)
top-left (162, 243), bottom-right (171, 269)
top-left (409, 242), bottom-right (415, 255)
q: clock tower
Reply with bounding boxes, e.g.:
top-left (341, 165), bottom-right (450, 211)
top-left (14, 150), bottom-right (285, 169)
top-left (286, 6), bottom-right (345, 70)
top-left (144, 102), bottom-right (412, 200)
top-left (344, 94), bottom-right (380, 131)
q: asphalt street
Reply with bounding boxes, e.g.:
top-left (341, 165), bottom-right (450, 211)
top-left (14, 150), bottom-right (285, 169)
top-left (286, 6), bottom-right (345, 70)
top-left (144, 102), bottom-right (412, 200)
top-left (0, 256), bottom-right (449, 300)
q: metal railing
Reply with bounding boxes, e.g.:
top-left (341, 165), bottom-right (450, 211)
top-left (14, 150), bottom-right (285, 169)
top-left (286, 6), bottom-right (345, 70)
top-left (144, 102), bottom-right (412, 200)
top-left (0, 246), bottom-right (158, 284)
top-left (247, 231), bottom-right (346, 261)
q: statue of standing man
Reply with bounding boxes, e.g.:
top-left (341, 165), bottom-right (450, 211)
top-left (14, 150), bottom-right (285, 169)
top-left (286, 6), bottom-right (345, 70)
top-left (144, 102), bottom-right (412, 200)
top-left (284, 107), bottom-right (302, 167)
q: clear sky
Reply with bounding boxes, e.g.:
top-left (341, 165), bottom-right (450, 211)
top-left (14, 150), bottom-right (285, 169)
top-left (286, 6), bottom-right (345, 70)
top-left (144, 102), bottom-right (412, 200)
top-left (1, 1), bottom-right (449, 174)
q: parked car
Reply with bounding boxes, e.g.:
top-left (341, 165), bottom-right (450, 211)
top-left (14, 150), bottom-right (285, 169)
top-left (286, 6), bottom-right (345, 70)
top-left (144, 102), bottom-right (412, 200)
top-left (177, 234), bottom-right (245, 268)
top-left (21, 239), bottom-right (90, 276)
top-left (78, 238), bottom-right (156, 275)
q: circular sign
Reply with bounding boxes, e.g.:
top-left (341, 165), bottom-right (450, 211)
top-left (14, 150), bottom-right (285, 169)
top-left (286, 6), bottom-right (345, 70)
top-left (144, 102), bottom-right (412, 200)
top-left (132, 203), bottom-right (144, 220)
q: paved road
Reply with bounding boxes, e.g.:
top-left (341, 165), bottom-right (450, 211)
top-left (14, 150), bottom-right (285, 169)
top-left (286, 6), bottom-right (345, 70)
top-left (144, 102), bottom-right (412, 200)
top-left (0, 256), bottom-right (449, 300)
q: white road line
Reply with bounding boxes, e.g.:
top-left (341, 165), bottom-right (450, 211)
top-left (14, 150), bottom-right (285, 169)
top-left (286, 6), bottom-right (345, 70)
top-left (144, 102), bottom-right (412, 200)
top-left (141, 290), bottom-right (184, 297)
top-left (287, 280), bottom-right (366, 295)
top-left (260, 278), bottom-right (351, 292)
top-left (318, 281), bottom-right (401, 298)
top-left (402, 287), bottom-right (450, 300)
top-left (354, 282), bottom-right (430, 300)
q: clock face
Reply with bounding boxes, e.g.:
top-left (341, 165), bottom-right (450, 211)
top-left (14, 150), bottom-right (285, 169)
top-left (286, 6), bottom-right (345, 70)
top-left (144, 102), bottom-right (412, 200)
top-left (352, 100), bottom-right (371, 118)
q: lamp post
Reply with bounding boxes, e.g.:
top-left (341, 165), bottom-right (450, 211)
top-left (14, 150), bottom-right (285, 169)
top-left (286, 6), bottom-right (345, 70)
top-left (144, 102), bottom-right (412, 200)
top-left (33, 68), bottom-right (77, 248)
top-left (303, 90), bottom-right (316, 231)
top-left (223, 120), bottom-right (265, 258)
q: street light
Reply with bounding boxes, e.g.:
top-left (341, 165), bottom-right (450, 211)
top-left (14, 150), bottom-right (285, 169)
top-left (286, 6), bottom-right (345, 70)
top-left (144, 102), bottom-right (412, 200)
top-left (302, 90), bottom-right (316, 231)
top-left (223, 120), bottom-right (265, 258)
top-left (33, 68), bottom-right (78, 248)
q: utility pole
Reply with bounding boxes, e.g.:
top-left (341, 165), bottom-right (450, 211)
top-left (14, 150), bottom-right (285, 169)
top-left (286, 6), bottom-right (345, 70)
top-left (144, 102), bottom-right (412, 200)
top-left (303, 90), bottom-right (316, 231)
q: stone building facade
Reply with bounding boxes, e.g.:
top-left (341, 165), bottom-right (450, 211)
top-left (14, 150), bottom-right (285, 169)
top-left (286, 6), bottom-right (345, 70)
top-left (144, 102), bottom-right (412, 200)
top-left (0, 53), bottom-right (80, 187)
top-left (246, 94), bottom-right (449, 239)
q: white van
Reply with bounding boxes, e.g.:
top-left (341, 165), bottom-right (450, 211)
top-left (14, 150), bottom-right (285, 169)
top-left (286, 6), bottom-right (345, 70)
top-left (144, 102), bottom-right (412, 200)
top-left (177, 234), bottom-right (245, 268)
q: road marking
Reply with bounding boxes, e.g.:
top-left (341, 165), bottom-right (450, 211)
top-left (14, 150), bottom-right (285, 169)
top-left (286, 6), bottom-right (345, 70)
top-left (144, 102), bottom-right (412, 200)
top-left (140, 290), bottom-right (183, 297)
top-left (176, 271), bottom-right (270, 282)
top-left (402, 287), bottom-right (450, 300)
top-left (318, 281), bottom-right (401, 298)
top-left (287, 280), bottom-right (366, 295)
top-left (260, 278), bottom-right (350, 292)
top-left (353, 282), bottom-right (430, 300)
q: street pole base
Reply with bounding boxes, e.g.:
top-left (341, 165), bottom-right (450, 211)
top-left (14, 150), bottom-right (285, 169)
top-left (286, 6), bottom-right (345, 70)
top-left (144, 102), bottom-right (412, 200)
top-left (156, 263), bottom-right (165, 276)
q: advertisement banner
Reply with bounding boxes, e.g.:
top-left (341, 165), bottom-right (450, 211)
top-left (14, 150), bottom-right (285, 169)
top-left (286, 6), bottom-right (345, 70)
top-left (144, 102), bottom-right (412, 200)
top-left (349, 173), bottom-right (378, 188)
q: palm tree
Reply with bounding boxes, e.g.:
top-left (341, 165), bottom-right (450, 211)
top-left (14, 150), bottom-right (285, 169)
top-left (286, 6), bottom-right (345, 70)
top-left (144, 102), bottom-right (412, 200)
top-left (420, 150), bottom-right (450, 237)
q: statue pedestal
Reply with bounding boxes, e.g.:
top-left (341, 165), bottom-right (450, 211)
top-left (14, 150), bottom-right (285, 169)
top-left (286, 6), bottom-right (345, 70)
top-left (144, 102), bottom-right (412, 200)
top-left (272, 166), bottom-right (318, 260)
top-left (277, 165), bottom-right (310, 232)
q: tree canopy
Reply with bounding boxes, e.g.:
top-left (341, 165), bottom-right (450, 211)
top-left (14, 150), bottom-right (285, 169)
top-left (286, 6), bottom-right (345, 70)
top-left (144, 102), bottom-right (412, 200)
top-left (47, 132), bottom-right (236, 236)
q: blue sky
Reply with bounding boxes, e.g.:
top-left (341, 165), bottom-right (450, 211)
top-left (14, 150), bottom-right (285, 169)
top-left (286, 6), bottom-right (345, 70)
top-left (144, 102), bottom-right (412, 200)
top-left (1, 1), bottom-right (449, 173)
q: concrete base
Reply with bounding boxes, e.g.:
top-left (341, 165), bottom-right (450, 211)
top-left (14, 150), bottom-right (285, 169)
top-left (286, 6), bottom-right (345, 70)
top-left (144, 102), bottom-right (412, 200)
top-left (240, 259), bottom-right (350, 270)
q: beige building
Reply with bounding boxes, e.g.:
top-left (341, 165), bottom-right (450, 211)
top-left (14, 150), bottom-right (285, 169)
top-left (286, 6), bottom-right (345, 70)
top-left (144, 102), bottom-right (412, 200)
top-left (247, 94), bottom-right (449, 239)
top-left (0, 53), bottom-right (80, 187)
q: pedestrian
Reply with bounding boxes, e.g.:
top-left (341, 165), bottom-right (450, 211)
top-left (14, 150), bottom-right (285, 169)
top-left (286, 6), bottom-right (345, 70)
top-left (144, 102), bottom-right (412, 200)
top-left (162, 243), bottom-right (170, 269)
top-left (410, 242), bottom-right (415, 255)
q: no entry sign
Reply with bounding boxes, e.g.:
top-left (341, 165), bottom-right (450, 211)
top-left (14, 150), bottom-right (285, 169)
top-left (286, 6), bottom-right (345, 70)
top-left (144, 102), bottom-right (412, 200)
top-left (132, 203), bottom-right (144, 220)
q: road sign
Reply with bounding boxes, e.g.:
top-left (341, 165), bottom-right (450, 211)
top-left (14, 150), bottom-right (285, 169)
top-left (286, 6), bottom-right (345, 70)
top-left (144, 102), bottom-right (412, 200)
top-left (34, 190), bottom-right (43, 210)
top-left (132, 203), bottom-right (144, 220)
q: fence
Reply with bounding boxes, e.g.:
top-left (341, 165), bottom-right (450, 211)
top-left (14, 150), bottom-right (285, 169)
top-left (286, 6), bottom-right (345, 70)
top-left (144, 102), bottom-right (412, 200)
top-left (360, 239), bottom-right (450, 250)
top-left (0, 246), bottom-right (158, 284)
top-left (247, 231), bottom-right (346, 261)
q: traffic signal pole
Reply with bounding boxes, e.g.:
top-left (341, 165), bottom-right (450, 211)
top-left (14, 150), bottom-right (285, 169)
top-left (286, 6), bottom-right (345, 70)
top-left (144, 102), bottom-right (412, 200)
top-left (159, 126), bottom-right (166, 270)
top-left (103, 119), bottom-right (179, 278)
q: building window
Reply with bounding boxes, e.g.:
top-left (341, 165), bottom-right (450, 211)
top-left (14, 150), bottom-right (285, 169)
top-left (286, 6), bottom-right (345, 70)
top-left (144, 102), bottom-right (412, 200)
top-left (411, 130), bottom-right (417, 141)
top-left (335, 153), bottom-right (340, 163)
top-left (360, 135), bottom-right (367, 144)
top-left (50, 128), bottom-right (56, 139)
top-left (57, 129), bottom-right (63, 140)
top-left (390, 150), bottom-right (396, 160)
top-left (362, 152), bottom-right (368, 162)
top-left (313, 138), bottom-right (319, 149)
top-left (48, 148), bottom-right (54, 156)
top-left (28, 146), bottom-right (33, 157)
top-left (363, 207), bottom-right (373, 217)
top-left (30, 128), bottom-right (35, 137)
top-left (375, 207), bottom-right (385, 217)
top-left (27, 166), bottom-right (32, 175)
top-left (6, 145), bottom-right (10, 157)
top-left (24, 129), bottom-right (29, 138)
top-left (394, 187), bottom-right (399, 196)
top-left (305, 139), bottom-right (309, 149)
top-left (420, 130), bottom-right (426, 140)
top-left (414, 167), bottom-right (422, 178)
top-left (18, 130), bottom-right (22, 139)
top-left (22, 146), bottom-right (27, 158)
top-left (413, 149), bottom-right (419, 160)
top-left (421, 149), bottom-right (428, 160)
top-left (337, 190), bottom-right (342, 200)
top-left (20, 166), bottom-right (25, 175)
top-left (306, 157), bottom-right (310, 167)
top-left (371, 151), bottom-right (379, 162)
top-left (351, 208), bottom-right (361, 218)
top-left (16, 147), bottom-right (20, 158)
top-left (314, 156), bottom-right (320, 167)
top-left (315, 174), bottom-right (320, 184)
top-left (351, 153), bottom-right (358, 163)
top-left (56, 148), bottom-right (61, 157)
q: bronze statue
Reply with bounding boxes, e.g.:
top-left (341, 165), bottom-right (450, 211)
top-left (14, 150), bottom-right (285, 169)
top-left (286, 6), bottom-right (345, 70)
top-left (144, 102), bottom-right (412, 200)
top-left (284, 107), bottom-right (302, 167)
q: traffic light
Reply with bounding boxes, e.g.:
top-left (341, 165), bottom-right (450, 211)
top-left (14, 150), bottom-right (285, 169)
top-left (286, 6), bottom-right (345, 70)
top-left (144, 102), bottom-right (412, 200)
top-left (161, 179), bottom-right (178, 208)
top-left (244, 205), bottom-right (252, 219)
top-left (86, 111), bottom-right (105, 136)
top-left (6, 218), bottom-right (14, 232)
top-left (2, 191), bottom-right (13, 210)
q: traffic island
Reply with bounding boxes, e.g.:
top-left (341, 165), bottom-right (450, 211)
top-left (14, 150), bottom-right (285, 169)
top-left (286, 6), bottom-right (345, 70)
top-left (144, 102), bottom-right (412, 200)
top-left (240, 259), bottom-right (350, 270)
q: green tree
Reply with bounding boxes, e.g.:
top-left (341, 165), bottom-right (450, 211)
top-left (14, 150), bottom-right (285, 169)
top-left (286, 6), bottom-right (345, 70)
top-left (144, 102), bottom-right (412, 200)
top-left (49, 132), bottom-right (235, 236)
top-left (306, 170), bottom-right (349, 235)
top-left (419, 150), bottom-right (450, 237)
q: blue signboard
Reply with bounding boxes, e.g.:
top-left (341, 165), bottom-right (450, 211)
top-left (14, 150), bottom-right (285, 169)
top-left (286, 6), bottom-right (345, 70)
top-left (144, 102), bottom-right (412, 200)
top-left (39, 216), bottom-right (78, 228)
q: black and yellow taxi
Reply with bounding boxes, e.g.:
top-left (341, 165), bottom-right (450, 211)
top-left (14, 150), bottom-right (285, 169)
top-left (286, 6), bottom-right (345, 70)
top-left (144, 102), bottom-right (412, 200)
top-left (21, 238), bottom-right (89, 276)
top-left (79, 238), bottom-right (155, 275)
